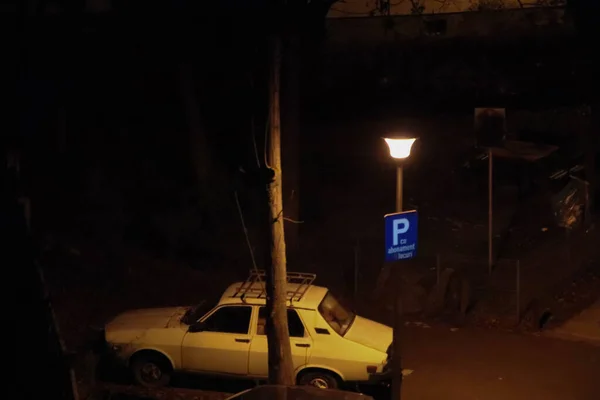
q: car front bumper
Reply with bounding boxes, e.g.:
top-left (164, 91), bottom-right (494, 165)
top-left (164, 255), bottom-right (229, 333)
top-left (368, 369), bottom-right (392, 386)
top-left (367, 344), bottom-right (392, 385)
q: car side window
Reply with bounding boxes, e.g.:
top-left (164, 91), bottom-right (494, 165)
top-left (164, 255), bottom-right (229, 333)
top-left (257, 307), bottom-right (305, 338)
top-left (201, 306), bottom-right (252, 334)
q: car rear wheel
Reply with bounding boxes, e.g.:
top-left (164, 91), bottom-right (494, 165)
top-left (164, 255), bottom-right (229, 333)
top-left (131, 353), bottom-right (172, 388)
top-left (298, 371), bottom-right (339, 389)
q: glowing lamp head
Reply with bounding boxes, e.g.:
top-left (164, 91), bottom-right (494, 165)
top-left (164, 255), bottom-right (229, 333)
top-left (384, 137), bottom-right (417, 159)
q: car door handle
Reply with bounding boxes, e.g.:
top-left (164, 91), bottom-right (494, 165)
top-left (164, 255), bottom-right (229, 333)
top-left (235, 338), bottom-right (250, 343)
top-left (295, 343), bottom-right (310, 348)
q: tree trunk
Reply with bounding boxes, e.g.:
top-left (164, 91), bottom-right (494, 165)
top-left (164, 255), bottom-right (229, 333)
top-left (265, 35), bottom-right (295, 386)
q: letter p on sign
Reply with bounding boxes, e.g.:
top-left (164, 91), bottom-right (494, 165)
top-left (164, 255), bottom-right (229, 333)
top-left (392, 218), bottom-right (409, 246)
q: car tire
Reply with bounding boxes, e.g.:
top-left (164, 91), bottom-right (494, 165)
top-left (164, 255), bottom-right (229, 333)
top-left (298, 370), bottom-right (339, 389)
top-left (131, 353), bottom-right (172, 388)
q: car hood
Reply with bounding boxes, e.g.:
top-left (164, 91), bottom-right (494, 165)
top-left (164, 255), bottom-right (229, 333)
top-left (105, 306), bottom-right (189, 331)
top-left (344, 315), bottom-right (392, 353)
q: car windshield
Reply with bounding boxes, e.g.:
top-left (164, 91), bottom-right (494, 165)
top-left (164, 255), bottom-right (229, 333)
top-left (181, 301), bottom-right (211, 325)
top-left (318, 291), bottom-right (356, 336)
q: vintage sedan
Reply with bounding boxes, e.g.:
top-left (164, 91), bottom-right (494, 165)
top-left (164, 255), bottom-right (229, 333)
top-left (104, 271), bottom-right (392, 389)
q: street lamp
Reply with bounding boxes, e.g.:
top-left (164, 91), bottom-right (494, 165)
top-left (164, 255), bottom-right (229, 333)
top-left (384, 137), bottom-right (417, 212)
top-left (383, 136), bottom-right (416, 400)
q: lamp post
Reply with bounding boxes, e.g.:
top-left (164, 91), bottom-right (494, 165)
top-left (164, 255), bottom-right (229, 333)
top-left (384, 138), bottom-right (417, 213)
top-left (383, 136), bottom-right (416, 400)
top-left (488, 149), bottom-right (493, 275)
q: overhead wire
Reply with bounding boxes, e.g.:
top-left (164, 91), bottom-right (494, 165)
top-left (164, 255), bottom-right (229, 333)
top-left (248, 67), bottom-right (261, 167)
top-left (234, 191), bottom-right (265, 291)
top-left (239, 56), bottom-right (264, 290)
top-left (236, 36), bottom-right (304, 293)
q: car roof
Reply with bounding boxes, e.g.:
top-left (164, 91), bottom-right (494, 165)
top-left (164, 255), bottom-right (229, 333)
top-left (218, 281), bottom-right (329, 310)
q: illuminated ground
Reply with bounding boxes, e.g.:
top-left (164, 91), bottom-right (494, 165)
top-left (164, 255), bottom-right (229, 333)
top-left (93, 325), bottom-right (600, 400)
top-left (545, 299), bottom-right (600, 346)
top-left (400, 325), bottom-right (600, 400)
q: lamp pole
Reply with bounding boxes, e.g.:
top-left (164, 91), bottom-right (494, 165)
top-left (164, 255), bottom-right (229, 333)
top-left (396, 165), bottom-right (403, 213)
top-left (488, 150), bottom-right (493, 275)
top-left (392, 162), bottom-right (404, 400)
top-left (383, 137), bottom-right (416, 400)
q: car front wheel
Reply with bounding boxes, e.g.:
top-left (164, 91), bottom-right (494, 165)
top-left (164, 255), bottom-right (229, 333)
top-left (131, 353), bottom-right (172, 388)
top-left (298, 371), bottom-right (339, 389)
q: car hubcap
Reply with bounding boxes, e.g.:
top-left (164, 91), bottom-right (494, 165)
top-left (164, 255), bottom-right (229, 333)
top-left (310, 377), bottom-right (329, 389)
top-left (141, 363), bottom-right (162, 383)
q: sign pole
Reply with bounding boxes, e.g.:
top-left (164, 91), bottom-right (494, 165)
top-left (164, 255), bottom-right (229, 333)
top-left (488, 150), bottom-right (493, 275)
top-left (384, 175), bottom-right (417, 400)
top-left (392, 165), bottom-right (404, 400)
top-left (396, 166), bottom-right (403, 213)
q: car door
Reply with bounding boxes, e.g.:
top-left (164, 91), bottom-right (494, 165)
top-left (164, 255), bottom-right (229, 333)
top-left (181, 305), bottom-right (253, 375)
top-left (247, 307), bottom-right (312, 378)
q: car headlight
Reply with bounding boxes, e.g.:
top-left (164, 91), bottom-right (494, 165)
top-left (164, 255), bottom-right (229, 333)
top-left (108, 343), bottom-right (122, 353)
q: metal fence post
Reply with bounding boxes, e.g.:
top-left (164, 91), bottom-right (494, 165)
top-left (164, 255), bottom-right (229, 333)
top-left (516, 260), bottom-right (521, 324)
top-left (488, 150), bottom-right (493, 275)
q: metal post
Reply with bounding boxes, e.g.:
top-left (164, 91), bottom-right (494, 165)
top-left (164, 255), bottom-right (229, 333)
top-left (516, 260), bottom-right (521, 324)
top-left (436, 254), bottom-right (441, 286)
top-left (488, 150), bottom-right (493, 275)
top-left (354, 240), bottom-right (359, 304)
top-left (392, 165), bottom-right (404, 400)
top-left (396, 166), bottom-right (404, 213)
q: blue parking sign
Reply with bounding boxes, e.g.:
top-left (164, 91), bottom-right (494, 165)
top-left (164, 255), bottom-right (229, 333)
top-left (384, 210), bottom-right (418, 262)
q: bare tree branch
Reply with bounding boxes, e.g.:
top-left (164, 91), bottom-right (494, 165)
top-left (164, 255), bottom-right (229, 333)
top-left (433, 0), bottom-right (459, 12)
top-left (409, 0), bottom-right (425, 14)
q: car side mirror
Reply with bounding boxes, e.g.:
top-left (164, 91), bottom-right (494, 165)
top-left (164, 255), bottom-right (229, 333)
top-left (188, 322), bottom-right (204, 333)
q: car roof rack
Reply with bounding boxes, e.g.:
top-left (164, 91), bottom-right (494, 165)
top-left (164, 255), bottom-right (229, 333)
top-left (231, 270), bottom-right (317, 303)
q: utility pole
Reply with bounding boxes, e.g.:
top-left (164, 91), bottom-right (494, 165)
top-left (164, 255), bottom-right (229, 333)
top-left (265, 34), bottom-right (295, 386)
